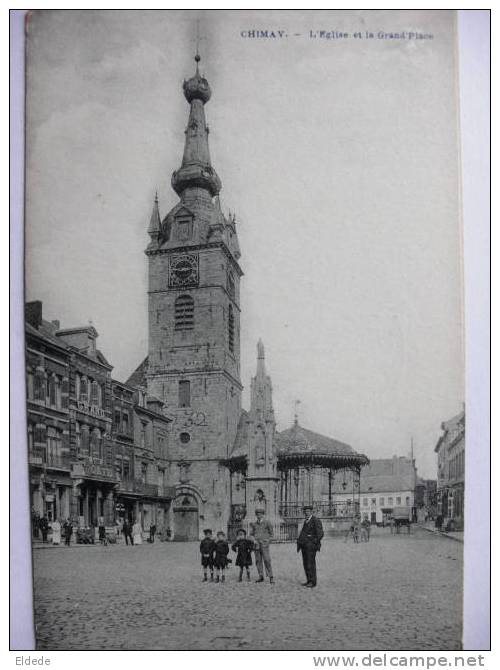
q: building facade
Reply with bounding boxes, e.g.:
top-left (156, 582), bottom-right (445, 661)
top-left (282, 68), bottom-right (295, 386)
top-left (26, 302), bottom-right (72, 522)
top-left (331, 456), bottom-right (418, 525)
top-left (435, 409), bottom-right (465, 530)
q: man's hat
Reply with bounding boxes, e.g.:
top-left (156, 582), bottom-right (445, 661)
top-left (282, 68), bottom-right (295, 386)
top-left (237, 528), bottom-right (247, 535)
top-left (255, 508), bottom-right (265, 514)
top-left (303, 504), bottom-right (313, 511)
top-left (203, 528), bottom-right (213, 534)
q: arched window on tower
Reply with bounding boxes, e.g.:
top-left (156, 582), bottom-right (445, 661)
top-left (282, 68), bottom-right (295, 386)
top-left (228, 304), bottom-right (235, 353)
top-left (174, 295), bottom-right (194, 331)
top-left (179, 380), bottom-right (191, 408)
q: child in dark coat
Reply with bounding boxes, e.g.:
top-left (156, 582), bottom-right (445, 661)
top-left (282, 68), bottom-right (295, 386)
top-left (213, 531), bottom-right (230, 583)
top-left (200, 528), bottom-right (216, 582)
top-left (231, 528), bottom-right (253, 582)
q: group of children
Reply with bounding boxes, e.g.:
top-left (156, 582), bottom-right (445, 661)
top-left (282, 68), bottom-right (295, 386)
top-left (199, 528), bottom-right (254, 583)
top-left (345, 516), bottom-right (371, 543)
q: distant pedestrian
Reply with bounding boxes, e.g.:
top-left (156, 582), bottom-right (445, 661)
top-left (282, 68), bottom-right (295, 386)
top-left (149, 523), bottom-right (157, 543)
top-left (63, 519), bottom-right (73, 546)
top-left (213, 531), bottom-right (229, 583)
top-left (249, 508), bottom-right (274, 584)
top-left (435, 514), bottom-right (443, 531)
top-left (200, 528), bottom-right (216, 582)
top-left (39, 516), bottom-right (49, 543)
top-left (297, 504), bottom-right (324, 588)
top-left (98, 519), bottom-right (107, 546)
top-left (122, 519), bottom-right (134, 545)
top-left (132, 520), bottom-right (142, 545)
top-left (231, 528), bottom-right (253, 582)
top-left (360, 517), bottom-right (370, 542)
top-left (51, 519), bottom-right (61, 545)
top-left (353, 516), bottom-right (361, 543)
top-left (32, 509), bottom-right (40, 539)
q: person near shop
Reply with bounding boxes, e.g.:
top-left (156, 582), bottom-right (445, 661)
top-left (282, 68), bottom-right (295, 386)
top-left (132, 519), bottom-right (142, 545)
top-left (63, 519), bottom-right (73, 546)
top-left (51, 518), bottom-right (61, 545)
top-left (39, 516), bottom-right (49, 543)
top-left (122, 519), bottom-right (134, 545)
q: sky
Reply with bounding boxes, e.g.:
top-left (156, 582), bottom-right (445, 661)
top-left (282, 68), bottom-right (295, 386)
top-left (25, 10), bottom-right (464, 479)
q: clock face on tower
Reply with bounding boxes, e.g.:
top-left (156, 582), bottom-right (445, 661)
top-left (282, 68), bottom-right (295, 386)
top-left (169, 254), bottom-right (199, 288)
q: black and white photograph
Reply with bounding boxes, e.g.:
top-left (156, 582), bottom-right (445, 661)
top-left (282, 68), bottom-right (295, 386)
top-left (10, 9), bottom-right (490, 653)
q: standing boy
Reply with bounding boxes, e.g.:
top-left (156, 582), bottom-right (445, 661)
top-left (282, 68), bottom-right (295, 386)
top-left (200, 528), bottom-right (216, 582)
top-left (232, 528), bottom-right (253, 582)
top-left (213, 531), bottom-right (230, 583)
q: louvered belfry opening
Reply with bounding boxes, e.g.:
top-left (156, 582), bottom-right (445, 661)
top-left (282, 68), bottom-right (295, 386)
top-left (174, 295), bottom-right (194, 331)
top-left (228, 304), bottom-right (235, 352)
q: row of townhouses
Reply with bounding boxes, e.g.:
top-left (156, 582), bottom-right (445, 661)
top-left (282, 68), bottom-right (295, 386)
top-left (26, 300), bottom-right (175, 534)
top-left (434, 409), bottom-right (465, 530)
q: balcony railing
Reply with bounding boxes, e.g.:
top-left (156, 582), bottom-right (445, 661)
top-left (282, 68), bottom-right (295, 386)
top-left (118, 480), bottom-right (176, 499)
top-left (119, 479), bottom-right (158, 496)
top-left (28, 451), bottom-right (72, 471)
top-left (72, 458), bottom-right (118, 481)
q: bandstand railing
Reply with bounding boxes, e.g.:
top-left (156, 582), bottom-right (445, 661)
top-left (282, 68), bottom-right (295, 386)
top-left (227, 519), bottom-right (299, 543)
top-left (279, 500), bottom-right (360, 519)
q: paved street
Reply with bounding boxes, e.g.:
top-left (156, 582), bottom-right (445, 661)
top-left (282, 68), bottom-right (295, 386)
top-left (32, 527), bottom-right (462, 651)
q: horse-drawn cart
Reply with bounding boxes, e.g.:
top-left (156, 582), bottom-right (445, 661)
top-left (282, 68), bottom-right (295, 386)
top-left (390, 506), bottom-right (412, 534)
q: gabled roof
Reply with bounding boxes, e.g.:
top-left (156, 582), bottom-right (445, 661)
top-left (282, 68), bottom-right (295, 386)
top-left (25, 321), bottom-right (69, 352)
top-left (126, 356), bottom-right (149, 389)
top-left (330, 458), bottom-right (417, 494)
top-left (95, 349), bottom-right (111, 367)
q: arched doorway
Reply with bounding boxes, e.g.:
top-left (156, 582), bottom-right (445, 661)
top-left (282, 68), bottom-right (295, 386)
top-left (173, 494), bottom-right (199, 541)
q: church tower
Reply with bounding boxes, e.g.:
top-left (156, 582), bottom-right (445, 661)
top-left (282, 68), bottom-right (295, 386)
top-left (145, 55), bottom-right (243, 539)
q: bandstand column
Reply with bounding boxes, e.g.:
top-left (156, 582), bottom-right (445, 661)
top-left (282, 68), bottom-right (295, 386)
top-left (328, 468), bottom-right (333, 512)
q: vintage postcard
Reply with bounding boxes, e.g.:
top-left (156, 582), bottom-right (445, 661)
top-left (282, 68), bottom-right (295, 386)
top-left (20, 9), bottom-right (472, 651)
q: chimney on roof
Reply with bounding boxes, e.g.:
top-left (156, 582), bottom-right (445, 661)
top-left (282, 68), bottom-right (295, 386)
top-left (25, 301), bottom-right (43, 329)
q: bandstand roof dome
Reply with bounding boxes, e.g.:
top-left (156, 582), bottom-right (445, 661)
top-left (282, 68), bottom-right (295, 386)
top-left (275, 422), bottom-right (369, 468)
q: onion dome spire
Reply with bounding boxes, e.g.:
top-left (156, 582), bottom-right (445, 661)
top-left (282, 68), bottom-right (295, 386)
top-left (171, 54), bottom-right (221, 198)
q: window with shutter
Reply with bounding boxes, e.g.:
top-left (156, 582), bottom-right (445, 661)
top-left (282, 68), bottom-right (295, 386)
top-left (91, 380), bottom-right (99, 406)
top-left (174, 295), bottom-right (194, 331)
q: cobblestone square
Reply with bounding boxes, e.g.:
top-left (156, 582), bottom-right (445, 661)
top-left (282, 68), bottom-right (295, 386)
top-left (32, 527), bottom-right (462, 651)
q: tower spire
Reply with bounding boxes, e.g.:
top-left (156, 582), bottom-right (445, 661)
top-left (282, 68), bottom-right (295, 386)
top-left (171, 54), bottom-right (221, 199)
top-left (148, 191), bottom-right (161, 237)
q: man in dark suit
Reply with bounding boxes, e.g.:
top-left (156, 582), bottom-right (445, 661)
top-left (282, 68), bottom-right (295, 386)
top-left (297, 504), bottom-right (324, 588)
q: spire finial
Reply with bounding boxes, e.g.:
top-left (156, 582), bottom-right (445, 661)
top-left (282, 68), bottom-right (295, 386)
top-left (195, 19), bottom-right (201, 71)
top-left (154, 190), bottom-right (158, 204)
top-left (257, 339), bottom-right (265, 359)
top-left (294, 399), bottom-right (301, 426)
